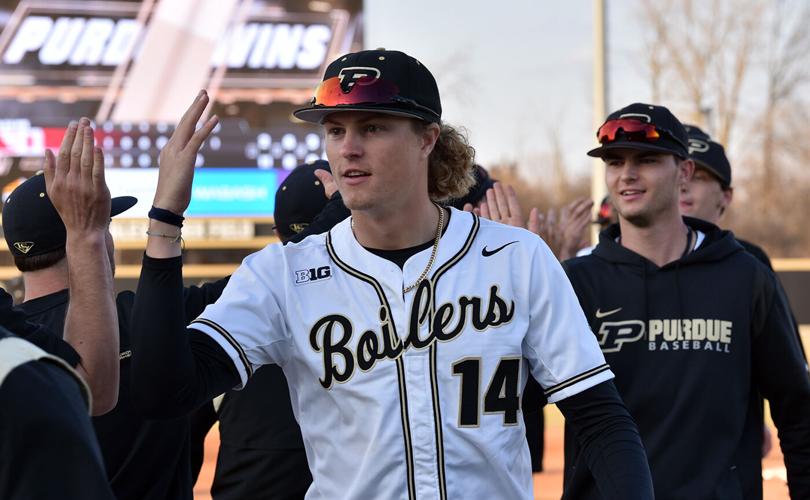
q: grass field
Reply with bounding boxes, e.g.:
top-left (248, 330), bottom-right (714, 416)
top-left (193, 329), bottom-right (809, 499)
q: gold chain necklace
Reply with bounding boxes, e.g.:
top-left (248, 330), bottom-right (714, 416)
top-left (402, 203), bottom-right (444, 293)
top-left (351, 203), bottom-right (445, 294)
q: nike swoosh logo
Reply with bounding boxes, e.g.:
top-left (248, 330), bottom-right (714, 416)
top-left (482, 241), bottom-right (518, 257)
top-left (595, 307), bottom-right (622, 318)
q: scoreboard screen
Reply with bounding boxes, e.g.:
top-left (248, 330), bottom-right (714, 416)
top-left (0, 0), bottom-right (362, 217)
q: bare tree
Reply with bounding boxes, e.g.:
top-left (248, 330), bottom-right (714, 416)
top-left (636, 0), bottom-right (810, 257)
top-left (759, 1), bottom-right (810, 206)
top-left (638, 0), bottom-right (762, 145)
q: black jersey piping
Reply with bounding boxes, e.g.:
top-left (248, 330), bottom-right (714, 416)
top-left (191, 318), bottom-right (254, 379)
top-left (325, 231), bottom-right (416, 500)
top-left (544, 363), bottom-right (611, 398)
top-left (427, 212), bottom-right (480, 500)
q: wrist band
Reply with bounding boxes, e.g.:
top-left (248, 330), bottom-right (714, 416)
top-left (148, 206), bottom-right (185, 227)
top-left (146, 230), bottom-right (183, 245)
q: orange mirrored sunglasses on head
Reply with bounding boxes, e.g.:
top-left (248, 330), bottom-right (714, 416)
top-left (597, 118), bottom-right (661, 144)
top-left (312, 76), bottom-right (400, 107)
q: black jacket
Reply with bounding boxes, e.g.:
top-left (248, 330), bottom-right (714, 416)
top-left (0, 328), bottom-right (114, 500)
top-left (18, 280), bottom-right (227, 500)
top-left (562, 217), bottom-right (810, 500)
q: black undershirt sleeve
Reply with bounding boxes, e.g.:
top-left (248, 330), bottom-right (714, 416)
top-left (130, 255), bottom-right (239, 419)
top-left (130, 193), bottom-right (349, 419)
top-left (557, 380), bottom-right (654, 500)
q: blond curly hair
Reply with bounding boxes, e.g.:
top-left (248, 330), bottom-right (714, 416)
top-left (413, 122), bottom-right (476, 201)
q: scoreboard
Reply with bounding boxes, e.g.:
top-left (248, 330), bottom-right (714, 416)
top-left (0, 0), bottom-right (363, 217)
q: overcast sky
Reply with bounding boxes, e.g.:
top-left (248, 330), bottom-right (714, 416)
top-left (364, 0), bottom-right (650, 177)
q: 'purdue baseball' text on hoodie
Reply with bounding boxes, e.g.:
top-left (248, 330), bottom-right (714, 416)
top-left (562, 217), bottom-right (810, 500)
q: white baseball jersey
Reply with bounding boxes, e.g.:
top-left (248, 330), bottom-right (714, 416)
top-left (192, 208), bottom-right (612, 500)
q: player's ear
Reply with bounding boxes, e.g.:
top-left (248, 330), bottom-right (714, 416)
top-left (678, 158), bottom-right (695, 184)
top-left (416, 121), bottom-right (441, 159)
top-left (722, 185), bottom-right (733, 207)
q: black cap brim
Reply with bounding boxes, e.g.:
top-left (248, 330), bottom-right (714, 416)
top-left (293, 105), bottom-right (437, 124)
top-left (111, 196), bottom-right (137, 217)
top-left (587, 140), bottom-right (687, 159)
top-left (693, 161), bottom-right (730, 187)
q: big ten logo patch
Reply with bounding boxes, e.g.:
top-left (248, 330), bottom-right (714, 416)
top-left (294, 266), bottom-right (332, 285)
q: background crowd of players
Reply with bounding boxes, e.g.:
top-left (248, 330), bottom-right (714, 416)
top-left (0, 95), bottom-right (807, 500)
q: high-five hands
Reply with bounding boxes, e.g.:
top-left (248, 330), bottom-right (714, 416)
top-left (153, 90), bottom-right (219, 215)
top-left (556, 197), bottom-right (593, 260)
top-left (43, 117), bottom-right (120, 415)
top-left (463, 182), bottom-right (594, 261)
top-left (44, 117), bottom-right (110, 236)
top-left (475, 183), bottom-right (525, 228)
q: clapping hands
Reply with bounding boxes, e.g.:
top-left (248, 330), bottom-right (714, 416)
top-left (464, 182), bottom-right (594, 261)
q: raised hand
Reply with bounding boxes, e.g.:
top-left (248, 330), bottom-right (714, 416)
top-left (43, 117), bottom-right (120, 414)
top-left (153, 90), bottom-right (219, 214)
top-left (44, 117), bottom-right (110, 235)
top-left (528, 207), bottom-right (564, 259)
top-left (478, 182), bottom-right (525, 228)
top-left (557, 197), bottom-right (594, 260)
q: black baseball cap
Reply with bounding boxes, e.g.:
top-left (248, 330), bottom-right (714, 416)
top-left (293, 49), bottom-right (441, 124)
top-left (685, 124), bottom-right (732, 188)
top-left (2, 172), bottom-right (137, 258)
top-left (447, 165), bottom-right (495, 209)
top-left (273, 160), bottom-right (331, 239)
top-left (588, 102), bottom-right (689, 159)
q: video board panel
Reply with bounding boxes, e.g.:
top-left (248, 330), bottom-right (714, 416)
top-left (0, 0), bottom-right (362, 216)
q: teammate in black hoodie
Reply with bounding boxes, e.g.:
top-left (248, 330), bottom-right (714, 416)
top-left (562, 103), bottom-right (810, 499)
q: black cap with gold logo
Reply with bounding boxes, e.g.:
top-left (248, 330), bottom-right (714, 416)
top-left (294, 49), bottom-right (441, 124)
top-left (2, 172), bottom-right (136, 258)
top-left (273, 160), bottom-right (331, 240)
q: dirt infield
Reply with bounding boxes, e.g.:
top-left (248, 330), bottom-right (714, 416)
top-left (194, 408), bottom-right (791, 499)
top-left (531, 407), bottom-right (790, 500)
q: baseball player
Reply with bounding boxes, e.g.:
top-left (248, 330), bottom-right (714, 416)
top-left (129, 50), bottom-right (654, 499)
top-left (0, 117), bottom-right (121, 499)
top-left (563, 102), bottom-right (810, 499)
top-left (2, 119), bottom-right (234, 499)
top-left (679, 124), bottom-right (807, 458)
top-left (1, 118), bottom-right (123, 414)
top-left (0, 327), bottom-right (114, 500)
top-left (3, 172), bottom-right (227, 500)
top-left (679, 125), bottom-right (773, 267)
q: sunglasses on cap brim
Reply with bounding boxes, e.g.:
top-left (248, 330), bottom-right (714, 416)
top-left (597, 118), bottom-right (669, 143)
top-left (310, 76), bottom-right (438, 119)
top-left (596, 118), bottom-right (687, 150)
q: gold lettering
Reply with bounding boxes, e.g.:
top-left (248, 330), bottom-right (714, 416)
top-left (720, 321), bottom-right (732, 343)
top-left (649, 319), bottom-right (663, 341)
top-left (692, 319), bottom-right (706, 341)
top-left (663, 319), bottom-right (678, 341)
top-left (681, 319), bottom-right (691, 340)
top-left (707, 320), bottom-right (719, 342)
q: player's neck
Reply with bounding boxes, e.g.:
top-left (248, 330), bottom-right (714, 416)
top-left (22, 262), bottom-right (70, 302)
top-left (351, 199), bottom-right (441, 250)
top-left (618, 210), bottom-right (690, 267)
